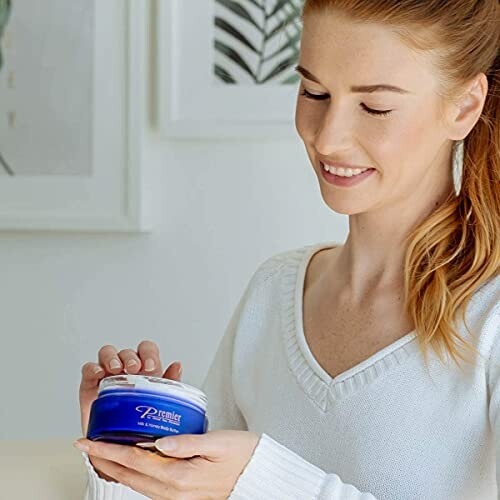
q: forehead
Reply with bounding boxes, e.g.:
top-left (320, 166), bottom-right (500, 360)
top-left (299, 12), bottom-right (435, 91)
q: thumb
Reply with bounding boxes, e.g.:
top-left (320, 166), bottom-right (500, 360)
top-left (154, 433), bottom-right (218, 458)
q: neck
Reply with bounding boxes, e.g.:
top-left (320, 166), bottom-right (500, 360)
top-left (329, 159), bottom-right (456, 303)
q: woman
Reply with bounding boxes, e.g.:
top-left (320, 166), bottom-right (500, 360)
top-left (75, 1), bottom-right (499, 498)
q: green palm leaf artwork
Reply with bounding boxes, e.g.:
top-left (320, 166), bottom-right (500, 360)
top-left (0, 0), bottom-right (12, 175)
top-left (214, 0), bottom-right (303, 85)
top-left (0, 0), bottom-right (11, 71)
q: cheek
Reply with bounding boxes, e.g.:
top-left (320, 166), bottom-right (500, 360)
top-left (295, 98), bottom-right (323, 142)
top-left (364, 111), bottom-right (434, 168)
top-left (368, 118), bottom-right (448, 195)
top-left (295, 101), bottom-right (310, 142)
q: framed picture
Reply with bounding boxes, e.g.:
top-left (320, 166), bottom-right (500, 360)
top-left (0, 0), bottom-right (151, 232)
top-left (156, 0), bottom-right (304, 139)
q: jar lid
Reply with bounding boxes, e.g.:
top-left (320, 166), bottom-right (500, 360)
top-left (98, 374), bottom-right (207, 412)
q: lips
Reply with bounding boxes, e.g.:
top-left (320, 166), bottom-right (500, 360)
top-left (321, 164), bottom-right (376, 186)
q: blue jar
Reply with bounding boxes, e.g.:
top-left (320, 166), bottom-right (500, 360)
top-left (87, 374), bottom-right (209, 447)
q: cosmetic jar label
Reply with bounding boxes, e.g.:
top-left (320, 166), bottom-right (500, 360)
top-left (86, 375), bottom-right (209, 445)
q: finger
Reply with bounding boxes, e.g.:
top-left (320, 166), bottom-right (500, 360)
top-left (80, 362), bottom-right (106, 391)
top-left (155, 432), bottom-right (221, 459)
top-left (88, 455), bottom-right (118, 483)
top-left (78, 439), bottom-right (186, 489)
top-left (98, 345), bottom-right (123, 374)
top-left (118, 349), bottom-right (142, 374)
top-left (88, 455), bottom-right (172, 498)
top-left (137, 340), bottom-right (162, 375)
top-left (162, 361), bottom-right (182, 381)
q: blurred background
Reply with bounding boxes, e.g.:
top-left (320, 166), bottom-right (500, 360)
top-left (0, 0), bottom-right (348, 441)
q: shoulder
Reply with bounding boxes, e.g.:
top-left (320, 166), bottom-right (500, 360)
top-left (255, 246), bottom-right (306, 276)
top-left (227, 245), bottom-right (313, 351)
top-left (468, 274), bottom-right (500, 360)
top-left (232, 243), bottom-right (316, 311)
top-left (248, 243), bottom-right (321, 290)
top-left (470, 274), bottom-right (500, 324)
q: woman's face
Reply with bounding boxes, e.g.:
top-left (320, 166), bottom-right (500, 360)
top-left (295, 11), bottom-right (456, 215)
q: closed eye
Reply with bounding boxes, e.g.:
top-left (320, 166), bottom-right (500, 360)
top-left (300, 89), bottom-right (393, 117)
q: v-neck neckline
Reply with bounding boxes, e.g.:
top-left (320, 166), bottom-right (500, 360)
top-left (281, 242), bottom-right (420, 412)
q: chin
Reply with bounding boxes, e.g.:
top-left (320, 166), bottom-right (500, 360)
top-left (320, 195), bottom-right (370, 216)
top-left (325, 200), bottom-right (366, 215)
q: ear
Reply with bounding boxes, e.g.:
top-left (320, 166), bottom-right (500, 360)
top-left (445, 72), bottom-right (489, 141)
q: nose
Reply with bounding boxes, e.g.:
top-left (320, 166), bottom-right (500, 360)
top-left (313, 101), bottom-right (354, 155)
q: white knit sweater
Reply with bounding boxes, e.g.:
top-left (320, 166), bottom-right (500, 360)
top-left (81, 241), bottom-right (500, 499)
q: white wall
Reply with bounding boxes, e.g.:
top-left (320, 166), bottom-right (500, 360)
top-left (0, 9), bottom-right (348, 440)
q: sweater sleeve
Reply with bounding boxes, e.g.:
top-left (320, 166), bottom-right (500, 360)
top-left (229, 433), bottom-right (378, 499)
top-left (80, 450), bottom-right (148, 500)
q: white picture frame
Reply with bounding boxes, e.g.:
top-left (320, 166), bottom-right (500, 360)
top-left (156, 0), bottom-right (303, 140)
top-left (0, 0), bottom-right (151, 232)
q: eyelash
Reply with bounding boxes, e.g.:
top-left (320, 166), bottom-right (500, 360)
top-left (300, 89), bottom-right (393, 117)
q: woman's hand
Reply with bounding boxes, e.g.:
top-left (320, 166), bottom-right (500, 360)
top-left (79, 340), bottom-right (182, 436)
top-left (74, 429), bottom-right (260, 500)
top-left (79, 340), bottom-right (182, 481)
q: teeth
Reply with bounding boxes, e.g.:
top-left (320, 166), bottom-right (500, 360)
top-left (322, 163), bottom-right (369, 177)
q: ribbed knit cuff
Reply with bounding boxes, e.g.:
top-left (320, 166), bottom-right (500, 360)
top-left (229, 433), bottom-right (326, 499)
top-left (81, 450), bottom-right (143, 499)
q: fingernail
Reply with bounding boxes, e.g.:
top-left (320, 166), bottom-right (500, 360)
top-left (144, 359), bottom-right (155, 371)
top-left (177, 365), bottom-right (182, 377)
top-left (93, 366), bottom-right (104, 375)
top-left (110, 359), bottom-right (121, 370)
top-left (126, 359), bottom-right (139, 368)
top-left (73, 440), bottom-right (89, 453)
top-left (155, 437), bottom-right (176, 452)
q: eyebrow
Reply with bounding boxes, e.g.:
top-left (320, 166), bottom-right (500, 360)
top-left (294, 65), bottom-right (411, 94)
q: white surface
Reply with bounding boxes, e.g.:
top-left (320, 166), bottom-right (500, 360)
top-left (0, 440), bottom-right (87, 500)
